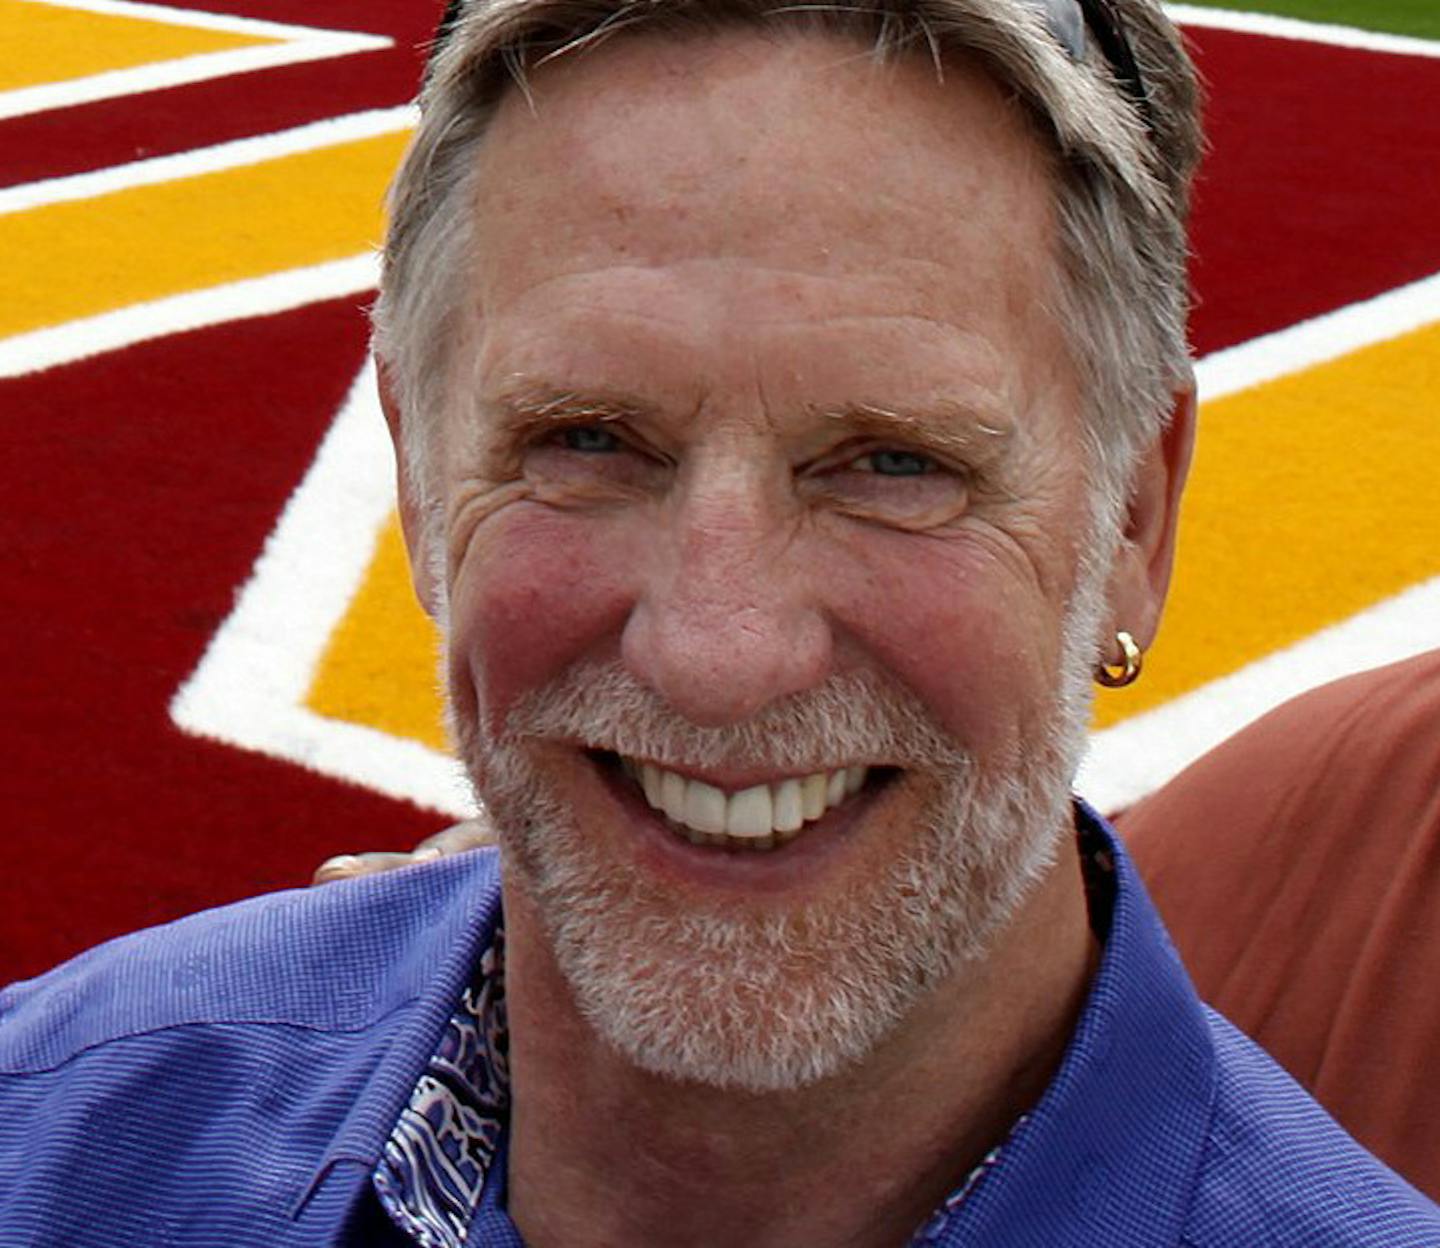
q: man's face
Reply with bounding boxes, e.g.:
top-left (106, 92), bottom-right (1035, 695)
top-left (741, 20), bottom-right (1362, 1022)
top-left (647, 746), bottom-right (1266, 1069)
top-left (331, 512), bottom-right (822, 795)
top-left (429, 29), bottom-right (1107, 1088)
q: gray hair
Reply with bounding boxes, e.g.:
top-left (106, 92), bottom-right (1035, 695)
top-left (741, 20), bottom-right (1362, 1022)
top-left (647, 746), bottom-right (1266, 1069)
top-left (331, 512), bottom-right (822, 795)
top-left (373, 0), bottom-right (1201, 542)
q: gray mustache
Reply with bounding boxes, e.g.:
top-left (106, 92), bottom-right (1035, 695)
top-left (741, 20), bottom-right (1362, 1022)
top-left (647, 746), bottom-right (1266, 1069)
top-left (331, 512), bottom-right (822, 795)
top-left (500, 659), bottom-right (970, 774)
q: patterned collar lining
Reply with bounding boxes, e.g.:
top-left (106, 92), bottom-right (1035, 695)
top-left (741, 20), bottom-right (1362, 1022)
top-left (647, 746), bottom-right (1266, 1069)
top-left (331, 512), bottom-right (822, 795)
top-left (373, 930), bottom-right (510, 1248)
top-left (374, 818), bottom-right (1116, 1245)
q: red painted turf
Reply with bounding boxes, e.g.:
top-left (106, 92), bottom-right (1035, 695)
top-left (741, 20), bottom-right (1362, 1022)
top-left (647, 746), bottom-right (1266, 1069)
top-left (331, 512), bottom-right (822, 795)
top-left (2, 16), bottom-right (1439, 981)
top-left (0, 300), bottom-right (443, 980)
top-left (1189, 29), bottom-right (1440, 355)
top-left (0, 48), bottom-right (424, 189)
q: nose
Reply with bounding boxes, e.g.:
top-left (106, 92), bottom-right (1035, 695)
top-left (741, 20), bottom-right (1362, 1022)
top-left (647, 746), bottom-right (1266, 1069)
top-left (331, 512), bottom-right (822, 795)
top-left (620, 489), bottom-right (833, 727)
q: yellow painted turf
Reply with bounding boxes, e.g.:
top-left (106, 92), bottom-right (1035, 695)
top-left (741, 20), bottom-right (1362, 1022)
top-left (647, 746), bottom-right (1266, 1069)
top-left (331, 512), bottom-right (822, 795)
top-left (310, 513), bottom-right (449, 751)
top-left (1093, 320), bottom-right (1440, 726)
top-left (0, 130), bottom-right (411, 337)
top-left (305, 321), bottom-right (1440, 746)
top-left (0, 0), bottom-right (273, 93)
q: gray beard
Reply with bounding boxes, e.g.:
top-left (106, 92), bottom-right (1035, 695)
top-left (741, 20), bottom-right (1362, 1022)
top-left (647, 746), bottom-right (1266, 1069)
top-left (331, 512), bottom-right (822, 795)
top-left (453, 619), bottom-right (1096, 1093)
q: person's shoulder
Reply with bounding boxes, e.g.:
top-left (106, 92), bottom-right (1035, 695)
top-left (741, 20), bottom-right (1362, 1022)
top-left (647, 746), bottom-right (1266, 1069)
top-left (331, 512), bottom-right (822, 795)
top-left (1121, 647), bottom-right (1440, 848)
top-left (1183, 1009), bottom-right (1440, 1247)
top-left (0, 846), bottom-right (501, 1072)
top-left (0, 847), bottom-right (501, 1244)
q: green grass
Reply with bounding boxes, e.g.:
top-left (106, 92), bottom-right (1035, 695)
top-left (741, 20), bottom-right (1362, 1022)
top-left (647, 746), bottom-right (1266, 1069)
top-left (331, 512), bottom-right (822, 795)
top-left (1177, 0), bottom-right (1440, 41)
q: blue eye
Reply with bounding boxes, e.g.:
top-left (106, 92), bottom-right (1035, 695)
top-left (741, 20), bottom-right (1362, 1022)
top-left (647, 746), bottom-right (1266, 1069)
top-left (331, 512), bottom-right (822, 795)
top-left (560, 425), bottom-right (622, 453)
top-left (855, 449), bottom-right (935, 477)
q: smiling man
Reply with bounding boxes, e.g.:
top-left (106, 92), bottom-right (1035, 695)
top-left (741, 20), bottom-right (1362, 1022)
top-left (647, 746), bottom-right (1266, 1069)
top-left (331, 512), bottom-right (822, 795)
top-left (3, 1), bottom-right (1438, 1245)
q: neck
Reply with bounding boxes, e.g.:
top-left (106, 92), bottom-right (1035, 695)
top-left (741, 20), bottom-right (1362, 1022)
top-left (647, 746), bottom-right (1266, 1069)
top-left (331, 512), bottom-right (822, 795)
top-left (501, 840), bottom-right (1098, 1248)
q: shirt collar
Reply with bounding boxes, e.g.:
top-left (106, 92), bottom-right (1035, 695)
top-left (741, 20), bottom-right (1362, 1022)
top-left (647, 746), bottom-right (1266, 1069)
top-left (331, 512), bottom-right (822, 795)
top-left (291, 851), bottom-right (506, 1229)
top-left (372, 926), bottom-right (511, 1246)
top-left (930, 802), bottom-right (1217, 1245)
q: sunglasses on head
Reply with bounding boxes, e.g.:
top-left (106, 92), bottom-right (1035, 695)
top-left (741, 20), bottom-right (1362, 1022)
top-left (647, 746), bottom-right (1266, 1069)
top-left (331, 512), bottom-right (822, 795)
top-left (1033, 0), bottom-right (1153, 126)
top-left (427, 0), bottom-right (1152, 131)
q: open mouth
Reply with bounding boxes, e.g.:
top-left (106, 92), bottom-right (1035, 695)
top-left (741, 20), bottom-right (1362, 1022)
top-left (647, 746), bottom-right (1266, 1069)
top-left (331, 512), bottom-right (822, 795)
top-left (589, 750), bottom-right (896, 853)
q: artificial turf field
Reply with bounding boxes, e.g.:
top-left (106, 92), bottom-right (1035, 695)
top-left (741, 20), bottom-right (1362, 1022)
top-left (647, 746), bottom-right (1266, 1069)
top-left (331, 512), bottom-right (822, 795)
top-left (1, 0), bottom-right (1437, 982)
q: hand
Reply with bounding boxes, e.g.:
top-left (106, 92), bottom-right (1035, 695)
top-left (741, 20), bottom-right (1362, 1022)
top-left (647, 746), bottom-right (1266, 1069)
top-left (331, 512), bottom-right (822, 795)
top-left (311, 817), bottom-right (498, 885)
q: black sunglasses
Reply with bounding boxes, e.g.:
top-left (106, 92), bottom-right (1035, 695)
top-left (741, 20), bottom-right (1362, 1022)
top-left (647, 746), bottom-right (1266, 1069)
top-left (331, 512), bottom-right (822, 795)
top-left (427, 0), bottom-right (1151, 130)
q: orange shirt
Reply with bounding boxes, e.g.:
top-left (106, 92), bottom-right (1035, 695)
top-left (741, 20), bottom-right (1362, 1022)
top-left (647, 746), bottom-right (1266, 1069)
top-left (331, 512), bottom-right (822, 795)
top-left (1118, 649), bottom-right (1440, 1199)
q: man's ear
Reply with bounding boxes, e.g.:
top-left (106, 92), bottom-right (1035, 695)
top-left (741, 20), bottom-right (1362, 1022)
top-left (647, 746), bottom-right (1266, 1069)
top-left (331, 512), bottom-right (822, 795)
top-left (377, 359), bottom-right (444, 620)
top-left (1104, 386), bottom-right (1197, 653)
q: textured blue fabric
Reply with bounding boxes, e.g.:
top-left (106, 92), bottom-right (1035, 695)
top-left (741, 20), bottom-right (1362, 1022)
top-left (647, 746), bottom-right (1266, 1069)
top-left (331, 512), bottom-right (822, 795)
top-left (0, 852), bottom-right (503, 1247)
top-left (1, 811), bottom-right (1437, 1246)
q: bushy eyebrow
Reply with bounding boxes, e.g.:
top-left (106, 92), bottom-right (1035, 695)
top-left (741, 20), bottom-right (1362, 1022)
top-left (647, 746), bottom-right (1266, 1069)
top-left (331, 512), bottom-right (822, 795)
top-left (809, 401), bottom-right (1015, 464)
top-left (483, 385), bottom-right (662, 435)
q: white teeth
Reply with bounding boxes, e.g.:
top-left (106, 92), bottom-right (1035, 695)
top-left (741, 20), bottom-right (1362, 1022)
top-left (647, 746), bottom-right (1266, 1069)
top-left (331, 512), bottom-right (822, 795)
top-left (772, 779), bottom-right (804, 834)
top-left (624, 757), bottom-right (873, 849)
top-left (801, 773), bottom-right (827, 821)
top-left (684, 780), bottom-right (728, 835)
top-left (641, 763), bottom-right (663, 808)
top-left (727, 785), bottom-right (773, 838)
top-left (661, 770), bottom-right (687, 824)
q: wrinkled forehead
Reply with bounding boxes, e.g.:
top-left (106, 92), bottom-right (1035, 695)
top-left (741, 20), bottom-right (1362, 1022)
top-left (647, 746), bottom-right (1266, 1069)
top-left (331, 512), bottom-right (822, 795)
top-left (466, 26), bottom-right (1064, 320)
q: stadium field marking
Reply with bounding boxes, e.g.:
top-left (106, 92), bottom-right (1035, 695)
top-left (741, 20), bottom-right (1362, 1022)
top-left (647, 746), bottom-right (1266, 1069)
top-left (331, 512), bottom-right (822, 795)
top-left (0, 253), bottom-right (379, 379)
top-left (23, 0), bottom-right (1440, 52)
top-left (0, 0), bottom-right (261, 94)
top-left (18, 0), bottom-right (384, 39)
top-left (0, 127), bottom-right (408, 338)
top-left (1166, 3), bottom-right (1440, 56)
top-left (0, 107), bottom-right (416, 217)
top-left (0, 4), bottom-right (1431, 373)
top-left (0, 0), bottom-right (391, 121)
top-left (1195, 269), bottom-right (1440, 402)
top-left (169, 357), bottom-right (476, 818)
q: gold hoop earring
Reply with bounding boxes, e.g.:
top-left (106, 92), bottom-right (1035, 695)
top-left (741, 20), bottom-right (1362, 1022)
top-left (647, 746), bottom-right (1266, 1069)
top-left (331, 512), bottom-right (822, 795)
top-left (1096, 630), bottom-right (1143, 688)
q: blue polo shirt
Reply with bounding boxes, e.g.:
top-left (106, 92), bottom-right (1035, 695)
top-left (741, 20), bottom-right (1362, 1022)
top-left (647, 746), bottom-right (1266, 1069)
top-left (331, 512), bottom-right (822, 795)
top-left (1, 807), bottom-right (1436, 1245)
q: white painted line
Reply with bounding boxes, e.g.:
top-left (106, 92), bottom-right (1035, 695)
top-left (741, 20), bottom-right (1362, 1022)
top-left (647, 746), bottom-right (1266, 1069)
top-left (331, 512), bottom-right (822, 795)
top-left (0, 106), bottom-right (416, 217)
top-left (0, 253), bottom-right (379, 379)
top-left (170, 358), bottom-right (475, 818)
top-left (207, 701), bottom-right (473, 818)
top-left (1167, 3), bottom-right (1440, 58)
top-left (1077, 574), bottom-right (1440, 813)
top-left (0, 37), bottom-right (392, 122)
top-left (1196, 269), bottom-right (1440, 404)
top-left (0, 0), bottom-right (393, 123)
top-left (21, 0), bottom-right (391, 42)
